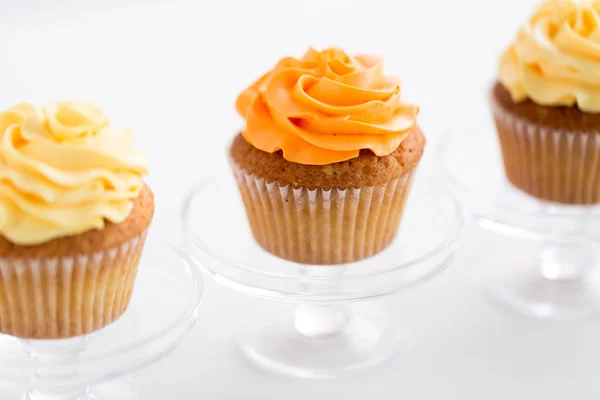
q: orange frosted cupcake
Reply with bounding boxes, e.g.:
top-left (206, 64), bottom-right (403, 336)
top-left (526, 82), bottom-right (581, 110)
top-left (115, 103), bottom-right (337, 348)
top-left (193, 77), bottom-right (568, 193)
top-left (493, 0), bottom-right (600, 204)
top-left (0, 101), bottom-right (152, 339)
top-left (230, 47), bottom-right (424, 265)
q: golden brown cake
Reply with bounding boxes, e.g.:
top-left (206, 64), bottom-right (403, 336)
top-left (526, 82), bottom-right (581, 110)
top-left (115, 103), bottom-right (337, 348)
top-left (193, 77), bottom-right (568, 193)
top-left (494, 0), bottom-right (600, 205)
top-left (0, 101), bottom-right (152, 339)
top-left (231, 47), bottom-right (425, 265)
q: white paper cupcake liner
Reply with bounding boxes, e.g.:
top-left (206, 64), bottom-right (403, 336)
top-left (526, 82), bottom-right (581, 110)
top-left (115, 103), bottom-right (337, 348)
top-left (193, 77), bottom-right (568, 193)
top-left (233, 165), bottom-right (413, 265)
top-left (493, 102), bottom-right (600, 205)
top-left (0, 230), bottom-right (148, 339)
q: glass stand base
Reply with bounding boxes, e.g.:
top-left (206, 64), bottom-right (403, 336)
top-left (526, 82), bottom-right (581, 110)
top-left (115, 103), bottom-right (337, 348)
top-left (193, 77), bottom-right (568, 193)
top-left (238, 306), bottom-right (401, 379)
top-left (87, 379), bottom-right (138, 400)
top-left (487, 261), bottom-right (600, 320)
top-left (0, 378), bottom-right (137, 400)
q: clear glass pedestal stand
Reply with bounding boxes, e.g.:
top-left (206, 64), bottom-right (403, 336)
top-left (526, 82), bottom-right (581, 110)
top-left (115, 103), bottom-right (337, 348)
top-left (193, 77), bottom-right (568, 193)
top-left (439, 117), bottom-right (600, 320)
top-left (183, 172), bottom-right (464, 378)
top-left (0, 238), bottom-right (203, 399)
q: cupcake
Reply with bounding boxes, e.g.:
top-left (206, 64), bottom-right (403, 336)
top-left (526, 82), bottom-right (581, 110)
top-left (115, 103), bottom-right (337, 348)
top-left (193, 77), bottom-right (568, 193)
top-left (230, 47), bottom-right (424, 265)
top-left (0, 101), bottom-right (152, 339)
top-left (493, 0), bottom-right (600, 205)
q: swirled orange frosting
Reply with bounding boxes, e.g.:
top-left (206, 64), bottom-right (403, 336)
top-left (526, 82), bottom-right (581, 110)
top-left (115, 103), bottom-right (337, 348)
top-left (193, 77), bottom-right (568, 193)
top-left (236, 47), bottom-right (419, 165)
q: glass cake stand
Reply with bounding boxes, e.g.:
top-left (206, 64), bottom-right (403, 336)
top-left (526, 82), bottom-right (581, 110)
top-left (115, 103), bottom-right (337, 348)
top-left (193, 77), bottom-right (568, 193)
top-left (182, 170), bottom-right (464, 378)
top-left (0, 236), bottom-right (204, 399)
top-left (439, 114), bottom-right (600, 320)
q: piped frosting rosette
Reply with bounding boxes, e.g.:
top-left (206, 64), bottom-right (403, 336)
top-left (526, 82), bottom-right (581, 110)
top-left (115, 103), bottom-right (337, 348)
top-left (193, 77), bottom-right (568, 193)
top-left (500, 0), bottom-right (600, 113)
top-left (0, 101), bottom-right (148, 245)
top-left (236, 47), bottom-right (419, 165)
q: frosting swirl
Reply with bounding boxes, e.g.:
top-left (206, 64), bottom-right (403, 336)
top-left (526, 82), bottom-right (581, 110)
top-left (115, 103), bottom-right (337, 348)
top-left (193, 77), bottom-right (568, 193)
top-left (499, 0), bottom-right (600, 113)
top-left (236, 47), bottom-right (419, 165)
top-left (0, 101), bottom-right (148, 245)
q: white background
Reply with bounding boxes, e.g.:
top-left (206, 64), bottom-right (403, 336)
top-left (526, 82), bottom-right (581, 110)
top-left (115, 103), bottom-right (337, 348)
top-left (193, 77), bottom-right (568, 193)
top-left (1, 0), bottom-right (600, 398)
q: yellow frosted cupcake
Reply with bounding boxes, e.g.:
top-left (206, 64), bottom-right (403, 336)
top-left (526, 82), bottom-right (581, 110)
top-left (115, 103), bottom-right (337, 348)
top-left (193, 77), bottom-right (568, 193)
top-left (0, 101), bottom-right (152, 339)
top-left (494, 0), bottom-right (600, 204)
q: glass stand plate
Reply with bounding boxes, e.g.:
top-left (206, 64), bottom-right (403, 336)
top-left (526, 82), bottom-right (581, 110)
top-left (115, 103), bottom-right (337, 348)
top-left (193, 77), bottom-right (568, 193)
top-left (183, 171), bottom-right (463, 378)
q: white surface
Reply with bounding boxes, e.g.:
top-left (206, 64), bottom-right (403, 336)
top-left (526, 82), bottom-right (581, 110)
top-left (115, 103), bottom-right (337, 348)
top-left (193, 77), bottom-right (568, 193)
top-left (1, 0), bottom-right (600, 398)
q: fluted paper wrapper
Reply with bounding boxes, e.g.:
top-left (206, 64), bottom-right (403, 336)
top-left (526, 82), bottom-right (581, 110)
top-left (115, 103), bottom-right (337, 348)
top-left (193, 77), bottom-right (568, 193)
top-left (493, 105), bottom-right (600, 205)
top-left (0, 231), bottom-right (148, 339)
top-left (233, 165), bottom-right (413, 265)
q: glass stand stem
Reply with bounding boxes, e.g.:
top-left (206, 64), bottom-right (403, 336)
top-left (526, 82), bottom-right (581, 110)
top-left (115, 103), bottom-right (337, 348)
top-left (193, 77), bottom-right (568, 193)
top-left (538, 241), bottom-right (594, 282)
top-left (23, 338), bottom-right (89, 400)
top-left (293, 305), bottom-right (350, 338)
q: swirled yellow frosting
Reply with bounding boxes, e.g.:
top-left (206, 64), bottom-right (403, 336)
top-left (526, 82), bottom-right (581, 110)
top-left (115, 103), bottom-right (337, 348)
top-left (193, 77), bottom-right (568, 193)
top-left (499, 0), bottom-right (600, 113)
top-left (236, 47), bottom-right (419, 165)
top-left (0, 101), bottom-right (149, 245)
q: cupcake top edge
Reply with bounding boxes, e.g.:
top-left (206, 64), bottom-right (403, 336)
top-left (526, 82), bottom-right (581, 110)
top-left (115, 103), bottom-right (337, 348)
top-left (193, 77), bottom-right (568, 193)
top-left (229, 125), bottom-right (425, 189)
top-left (0, 100), bottom-right (149, 246)
top-left (498, 0), bottom-right (600, 113)
top-left (235, 47), bottom-right (420, 166)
